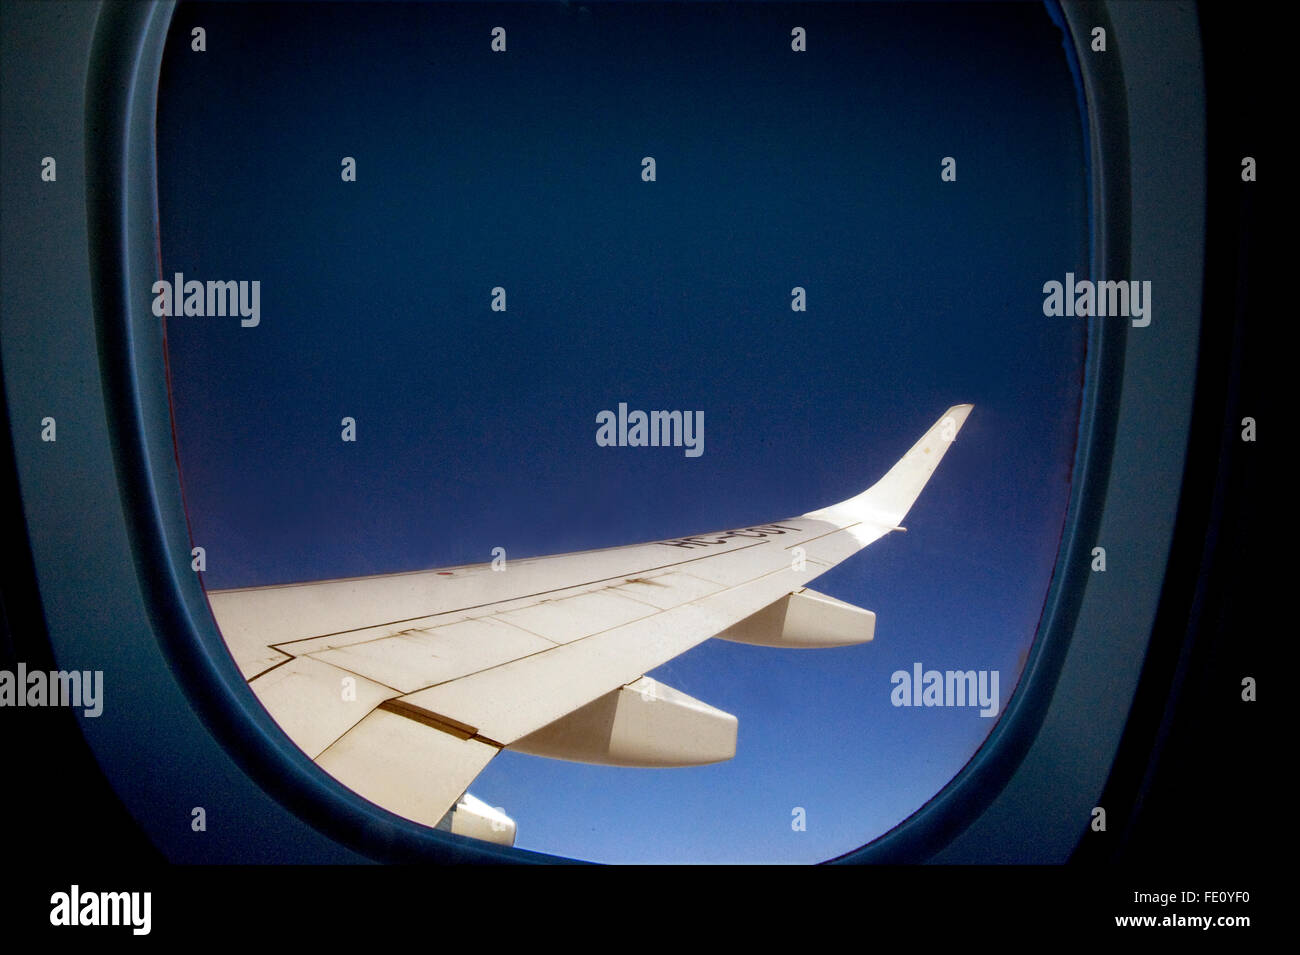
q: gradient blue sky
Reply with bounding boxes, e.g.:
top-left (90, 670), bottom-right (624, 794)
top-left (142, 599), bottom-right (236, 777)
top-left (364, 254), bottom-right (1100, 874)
top-left (156, 1), bottom-right (1088, 862)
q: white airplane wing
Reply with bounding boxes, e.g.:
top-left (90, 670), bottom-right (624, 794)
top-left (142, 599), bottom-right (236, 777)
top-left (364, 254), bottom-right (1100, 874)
top-left (206, 404), bottom-right (972, 845)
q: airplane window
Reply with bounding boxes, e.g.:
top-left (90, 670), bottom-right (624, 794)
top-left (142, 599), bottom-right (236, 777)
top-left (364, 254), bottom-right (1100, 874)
top-left (156, 1), bottom-right (1088, 862)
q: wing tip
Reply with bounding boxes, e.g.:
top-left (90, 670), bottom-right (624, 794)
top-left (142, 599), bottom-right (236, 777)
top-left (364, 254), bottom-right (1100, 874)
top-left (805, 403), bottom-right (973, 527)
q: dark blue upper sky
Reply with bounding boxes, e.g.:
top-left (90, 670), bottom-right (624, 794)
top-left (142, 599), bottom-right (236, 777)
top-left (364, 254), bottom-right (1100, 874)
top-left (157, 1), bottom-right (1088, 862)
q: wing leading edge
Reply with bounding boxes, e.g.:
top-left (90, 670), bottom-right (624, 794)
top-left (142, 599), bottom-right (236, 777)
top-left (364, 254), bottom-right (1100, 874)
top-left (206, 405), bottom-right (973, 845)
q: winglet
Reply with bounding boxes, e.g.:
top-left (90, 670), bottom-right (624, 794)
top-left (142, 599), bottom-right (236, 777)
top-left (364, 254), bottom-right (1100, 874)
top-left (804, 404), bottom-right (973, 530)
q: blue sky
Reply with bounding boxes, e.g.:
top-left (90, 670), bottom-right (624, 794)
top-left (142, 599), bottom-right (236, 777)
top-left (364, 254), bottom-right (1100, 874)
top-left (157, 1), bottom-right (1088, 862)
